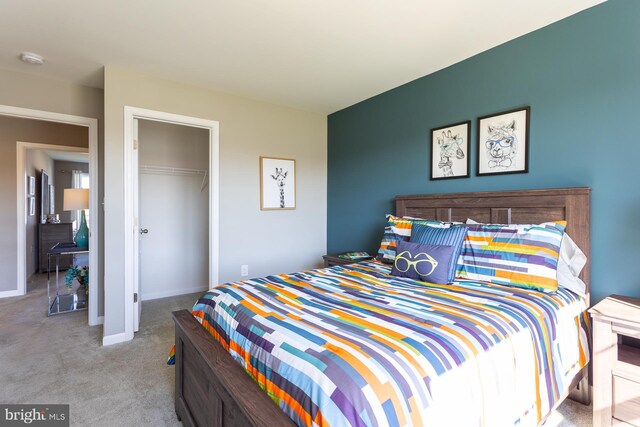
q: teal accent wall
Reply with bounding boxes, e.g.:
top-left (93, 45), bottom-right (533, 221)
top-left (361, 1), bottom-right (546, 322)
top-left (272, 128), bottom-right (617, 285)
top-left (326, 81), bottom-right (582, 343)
top-left (327, 0), bottom-right (640, 303)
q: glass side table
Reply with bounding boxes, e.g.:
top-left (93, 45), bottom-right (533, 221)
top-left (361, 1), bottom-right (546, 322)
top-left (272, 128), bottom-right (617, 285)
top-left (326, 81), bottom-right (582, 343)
top-left (47, 242), bottom-right (89, 316)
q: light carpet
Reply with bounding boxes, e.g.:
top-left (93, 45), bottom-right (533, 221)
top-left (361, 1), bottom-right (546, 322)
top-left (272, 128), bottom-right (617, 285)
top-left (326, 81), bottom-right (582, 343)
top-left (0, 274), bottom-right (592, 426)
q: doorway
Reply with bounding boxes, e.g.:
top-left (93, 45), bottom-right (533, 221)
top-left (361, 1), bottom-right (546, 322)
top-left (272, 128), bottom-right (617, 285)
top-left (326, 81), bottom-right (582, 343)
top-left (138, 120), bottom-right (209, 302)
top-left (123, 107), bottom-right (219, 337)
top-left (23, 146), bottom-right (90, 313)
top-left (4, 104), bottom-right (100, 327)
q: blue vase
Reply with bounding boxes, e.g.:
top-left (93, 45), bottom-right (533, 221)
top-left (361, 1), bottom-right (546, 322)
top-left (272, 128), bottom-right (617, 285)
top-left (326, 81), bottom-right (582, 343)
top-left (75, 210), bottom-right (89, 249)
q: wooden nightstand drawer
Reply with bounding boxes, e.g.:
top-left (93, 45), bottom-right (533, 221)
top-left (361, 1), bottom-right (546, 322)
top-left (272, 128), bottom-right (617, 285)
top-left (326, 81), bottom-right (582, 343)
top-left (613, 375), bottom-right (640, 426)
top-left (614, 324), bottom-right (640, 340)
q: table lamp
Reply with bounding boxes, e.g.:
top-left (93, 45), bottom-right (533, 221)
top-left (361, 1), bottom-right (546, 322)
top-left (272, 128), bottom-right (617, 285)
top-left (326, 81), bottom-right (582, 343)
top-left (63, 188), bottom-right (89, 248)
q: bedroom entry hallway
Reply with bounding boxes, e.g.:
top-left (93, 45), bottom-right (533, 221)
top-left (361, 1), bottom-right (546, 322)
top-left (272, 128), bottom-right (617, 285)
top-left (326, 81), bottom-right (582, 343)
top-left (124, 107), bottom-right (220, 335)
top-left (0, 105), bottom-right (100, 327)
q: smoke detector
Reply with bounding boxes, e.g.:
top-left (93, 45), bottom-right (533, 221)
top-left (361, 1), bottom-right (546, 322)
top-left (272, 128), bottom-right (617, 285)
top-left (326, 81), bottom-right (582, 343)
top-left (20, 52), bottom-right (44, 65)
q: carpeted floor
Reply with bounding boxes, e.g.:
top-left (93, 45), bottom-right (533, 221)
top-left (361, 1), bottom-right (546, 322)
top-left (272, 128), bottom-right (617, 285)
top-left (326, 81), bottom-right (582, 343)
top-left (0, 274), bottom-right (195, 426)
top-left (1, 274), bottom-right (593, 426)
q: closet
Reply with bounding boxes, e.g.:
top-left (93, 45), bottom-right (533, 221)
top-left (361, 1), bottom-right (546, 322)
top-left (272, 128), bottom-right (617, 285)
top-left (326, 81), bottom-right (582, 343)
top-left (137, 120), bottom-right (209, 300)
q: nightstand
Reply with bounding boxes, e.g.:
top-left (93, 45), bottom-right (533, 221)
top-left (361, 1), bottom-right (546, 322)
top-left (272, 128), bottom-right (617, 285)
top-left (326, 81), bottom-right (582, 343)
top-left (590, 295), bottom-right (640, 427)
top-left (322, 254), bottom-right (373, 268)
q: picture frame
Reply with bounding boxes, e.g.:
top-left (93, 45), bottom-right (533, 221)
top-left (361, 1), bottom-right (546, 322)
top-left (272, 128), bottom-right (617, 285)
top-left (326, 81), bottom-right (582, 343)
top-left (28, 197), bottom-right (35, 216)
top-left (260, 156), bottom-right (296, 210)
top-left (28, 176), bottom-right (35, 196)
top-left (430, 120), bottom-right (471, 180)
top-left (477, 106), bottom-right (530, 176)
top-left (41, 169), bottom-right (49, 224)
top-left (49, 184), bottom-right (55, 214)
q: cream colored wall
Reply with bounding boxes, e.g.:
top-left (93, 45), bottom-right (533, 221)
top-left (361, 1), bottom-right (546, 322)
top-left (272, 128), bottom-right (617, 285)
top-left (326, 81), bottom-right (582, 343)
top-left (103, 66), bottom-right (327, 338)
top-left (0, 68), bottom-right (104, 317)
top-left (138, 120), bottom-right (209, 170)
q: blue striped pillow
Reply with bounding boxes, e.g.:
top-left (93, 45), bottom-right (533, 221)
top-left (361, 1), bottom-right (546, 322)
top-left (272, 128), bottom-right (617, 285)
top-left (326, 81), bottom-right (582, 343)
top-left (377, 215), bottom-right (449, 264)
top-left (410, 224), bottom-right (467, 282)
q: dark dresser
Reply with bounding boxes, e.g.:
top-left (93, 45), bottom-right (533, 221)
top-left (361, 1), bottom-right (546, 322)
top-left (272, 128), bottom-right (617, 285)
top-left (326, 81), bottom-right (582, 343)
top-left (39, 222), bottom-right (74, 273)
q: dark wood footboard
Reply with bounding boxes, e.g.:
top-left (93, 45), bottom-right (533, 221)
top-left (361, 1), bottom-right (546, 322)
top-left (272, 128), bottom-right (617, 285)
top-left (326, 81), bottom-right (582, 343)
top-left (173, 310), bottom-right (294, 427)
top-left (173, 309), bottom-right (590, 427)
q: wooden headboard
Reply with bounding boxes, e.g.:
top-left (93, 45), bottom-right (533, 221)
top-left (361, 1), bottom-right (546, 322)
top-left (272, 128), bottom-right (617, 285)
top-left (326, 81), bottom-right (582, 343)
top-left (396, 187), bottom-right (591, 302)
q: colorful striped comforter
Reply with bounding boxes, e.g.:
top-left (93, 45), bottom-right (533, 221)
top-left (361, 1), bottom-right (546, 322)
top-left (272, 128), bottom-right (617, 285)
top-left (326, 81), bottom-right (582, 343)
top-left (174, 260), bottom-right (589, 427)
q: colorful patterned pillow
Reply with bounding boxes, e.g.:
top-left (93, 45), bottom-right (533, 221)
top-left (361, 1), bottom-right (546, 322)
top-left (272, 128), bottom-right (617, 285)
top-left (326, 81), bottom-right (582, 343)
top-left (391, 241), bottom-right (457, 284)
top-left (466, 218), bottom-right (587, 296)
top-left (410, 224), bottom-right (467, 283)
top-left (376, 215), bottom-right (447, 263)
top-left (456, 221), bottom-right (567, 292)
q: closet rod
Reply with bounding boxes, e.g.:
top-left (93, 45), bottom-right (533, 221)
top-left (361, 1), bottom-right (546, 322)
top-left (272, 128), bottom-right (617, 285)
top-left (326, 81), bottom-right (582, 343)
top-left (139, 164), bottom-right (207, 176)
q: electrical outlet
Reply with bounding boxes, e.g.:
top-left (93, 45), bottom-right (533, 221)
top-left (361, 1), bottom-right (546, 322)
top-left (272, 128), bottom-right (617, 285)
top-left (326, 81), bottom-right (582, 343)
top-left (241, 265), bottom-right (249, 277)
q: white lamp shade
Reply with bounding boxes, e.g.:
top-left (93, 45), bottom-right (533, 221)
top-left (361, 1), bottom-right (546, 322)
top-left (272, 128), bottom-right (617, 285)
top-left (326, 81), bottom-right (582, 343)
top-left (63, 188), bottom-right (89, 210)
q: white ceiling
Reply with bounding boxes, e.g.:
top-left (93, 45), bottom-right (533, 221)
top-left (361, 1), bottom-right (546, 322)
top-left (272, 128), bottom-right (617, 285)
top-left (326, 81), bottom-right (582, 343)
top-left (0, 0), bottom-right (604, 113)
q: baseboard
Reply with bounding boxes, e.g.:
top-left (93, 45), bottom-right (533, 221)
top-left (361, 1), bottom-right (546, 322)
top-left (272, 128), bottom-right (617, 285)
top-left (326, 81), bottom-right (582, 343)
top-left (142, 286), bottom-right (208, 301)
top-left (89, 315), bottom-right (104, 326)
top-left (0, 289), bottom-right (24, 298)
top-left (102, 332), bottom-right (130, 346)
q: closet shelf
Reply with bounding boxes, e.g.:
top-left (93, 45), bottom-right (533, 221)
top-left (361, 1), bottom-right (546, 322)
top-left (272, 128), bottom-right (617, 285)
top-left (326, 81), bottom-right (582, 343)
top-left (139, 164), bottom-right (207, 176)
top-left (140, 164), bottom-right (209, 192)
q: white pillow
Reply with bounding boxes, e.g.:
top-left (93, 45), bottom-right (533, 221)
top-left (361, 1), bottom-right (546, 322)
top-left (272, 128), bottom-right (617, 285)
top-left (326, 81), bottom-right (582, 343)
top-left (556, 234), bottom-right (587, 297)
top-left (465, 218), bottom-right (587, 297)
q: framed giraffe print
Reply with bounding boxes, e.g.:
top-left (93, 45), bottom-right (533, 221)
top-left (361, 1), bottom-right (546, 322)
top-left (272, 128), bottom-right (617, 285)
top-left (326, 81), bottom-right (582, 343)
top-left (260, 156), bottom-right (296, 210)
top-left (430, 120), bottom-right (471, 180)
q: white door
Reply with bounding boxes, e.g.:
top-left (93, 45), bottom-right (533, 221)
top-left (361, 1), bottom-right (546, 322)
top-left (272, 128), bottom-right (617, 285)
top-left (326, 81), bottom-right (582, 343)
top-left (133, 118), bottom-right (142, 332)
top-left (139, 172), bottom-right (208, 301)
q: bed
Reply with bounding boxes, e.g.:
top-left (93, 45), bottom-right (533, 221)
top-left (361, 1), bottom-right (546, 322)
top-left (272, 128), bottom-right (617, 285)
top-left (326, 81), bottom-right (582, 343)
top-left (172, 187), bottom-right (591, 427)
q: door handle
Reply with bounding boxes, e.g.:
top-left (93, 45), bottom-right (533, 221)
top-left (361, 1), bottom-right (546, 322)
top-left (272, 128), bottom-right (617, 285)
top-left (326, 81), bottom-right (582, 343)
top-left (140, 228), bottom-right (149, 234)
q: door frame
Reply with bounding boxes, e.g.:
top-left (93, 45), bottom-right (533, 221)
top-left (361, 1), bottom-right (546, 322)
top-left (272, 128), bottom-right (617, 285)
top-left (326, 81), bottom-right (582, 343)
top-left (123, 106), bottom-right (220, 340)
top-left (1, 104), bottom-right (101, 326)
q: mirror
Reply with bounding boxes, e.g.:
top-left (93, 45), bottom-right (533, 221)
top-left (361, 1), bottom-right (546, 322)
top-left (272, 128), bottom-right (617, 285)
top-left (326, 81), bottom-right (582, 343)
top-left (41, 169), bottom-right (49, 224)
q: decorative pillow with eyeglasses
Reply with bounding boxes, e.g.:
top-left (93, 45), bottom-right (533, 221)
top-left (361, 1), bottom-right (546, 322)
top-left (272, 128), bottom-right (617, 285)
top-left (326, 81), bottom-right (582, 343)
top-left (390, 241), bottom-right (457, 285)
